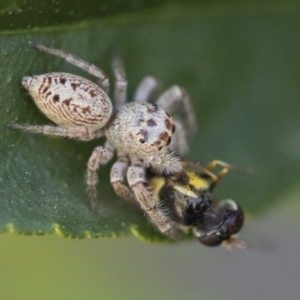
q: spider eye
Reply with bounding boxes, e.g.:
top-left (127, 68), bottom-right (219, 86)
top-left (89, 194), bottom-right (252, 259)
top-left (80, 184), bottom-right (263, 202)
top-left (152, 104), bottom-right (158, 111)
top-left (139, 138), bottom-right (145, 144)
top-left (166, 137), bottom-right (172, 146)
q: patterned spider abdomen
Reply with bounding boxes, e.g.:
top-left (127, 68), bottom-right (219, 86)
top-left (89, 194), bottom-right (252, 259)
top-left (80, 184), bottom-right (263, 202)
top-left (22, 72), bottom-right (113, 129)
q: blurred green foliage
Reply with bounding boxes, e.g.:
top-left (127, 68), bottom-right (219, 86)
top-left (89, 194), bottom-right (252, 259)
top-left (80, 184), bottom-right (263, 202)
top-left (0, 0), bottom-right (186, 32)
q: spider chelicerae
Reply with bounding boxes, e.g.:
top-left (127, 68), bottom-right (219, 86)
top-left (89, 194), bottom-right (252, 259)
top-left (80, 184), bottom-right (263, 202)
top-left (9, 43), bottom-right (196, 239)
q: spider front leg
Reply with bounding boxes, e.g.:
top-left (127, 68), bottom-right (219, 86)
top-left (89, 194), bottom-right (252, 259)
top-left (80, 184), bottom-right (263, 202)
top-left (8, 123), bottom-right (104, 141)
top-left (111, 50), bottom-right (127, 109)
top-left (127, 155), bottom-right (179, 239)
top-left (168, 119), bottom-right (189, 155)
top-left (110, 151), bottom-right (135, 203)
top-left (133, 76), bottom-right (160, 103)
top-left (86, 141), bottom-right (115, 212)
top-left (156, 85), bottom-right (196, 139)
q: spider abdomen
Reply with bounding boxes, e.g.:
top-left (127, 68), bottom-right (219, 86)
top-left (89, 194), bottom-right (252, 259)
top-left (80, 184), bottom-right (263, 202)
top-left (23, 72), bottom-right (113, 129)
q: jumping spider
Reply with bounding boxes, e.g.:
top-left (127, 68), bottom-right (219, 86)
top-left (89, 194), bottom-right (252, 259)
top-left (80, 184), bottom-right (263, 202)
top-left (9, 43), bottom-right (196, 239)
top-left (148, 160), bottom-right (245, 249)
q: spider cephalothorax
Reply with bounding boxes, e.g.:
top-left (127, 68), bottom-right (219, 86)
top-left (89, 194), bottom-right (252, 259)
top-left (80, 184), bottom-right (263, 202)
top-left (9, 43), bottom-right (196, 239)
top-left (105, 102), bottom-right (178, 170)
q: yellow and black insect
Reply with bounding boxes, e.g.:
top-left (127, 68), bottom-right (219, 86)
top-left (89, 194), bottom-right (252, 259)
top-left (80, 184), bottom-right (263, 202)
top-left (148, 160), bottom-right (245, 248)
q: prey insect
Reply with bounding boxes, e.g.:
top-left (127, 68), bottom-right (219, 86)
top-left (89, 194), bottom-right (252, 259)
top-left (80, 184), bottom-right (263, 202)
top-left (148, 160), bottom-right (245, 249)
top-left (8, 43), bottom-right (196, 239)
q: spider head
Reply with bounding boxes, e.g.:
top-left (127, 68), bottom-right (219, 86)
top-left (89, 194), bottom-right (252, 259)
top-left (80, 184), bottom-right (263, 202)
top-left (129, 103), bottom-right (175, 153)
top-left (118, 102), bottom-right (175, 156)
top-left (106, 102), bottom-right (179, 170)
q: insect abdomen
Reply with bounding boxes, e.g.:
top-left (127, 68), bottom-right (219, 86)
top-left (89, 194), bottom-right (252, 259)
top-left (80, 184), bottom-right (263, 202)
top-left (23, 72), bottom-right (113, 129)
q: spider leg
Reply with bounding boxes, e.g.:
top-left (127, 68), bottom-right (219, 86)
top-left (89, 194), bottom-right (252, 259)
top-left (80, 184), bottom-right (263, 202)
top-left (111, 50), bottom-right (127, 109)
top-left (110, 151), bottom-right (135, 203)
top-left (156, 85), bottom-right (196, 140)
top-left (86, 141), bottom-right (115, 212)
top-left (8, 123), bottom-right (104, 141)
top-left (133, 76), bottom-right (160, 103)
top-left (127, 155), bottom-right (179, 239)
top-left (33, 43), bottom-right (110, 93)
top-left (168, 119), bottom-right (188, 155)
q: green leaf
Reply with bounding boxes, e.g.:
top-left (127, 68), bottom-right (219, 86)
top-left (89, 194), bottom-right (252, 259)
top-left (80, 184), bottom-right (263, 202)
top-left (1, 0), bottom-right (300, 240)
top-left (0, 0), bottom-right (179, 33)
